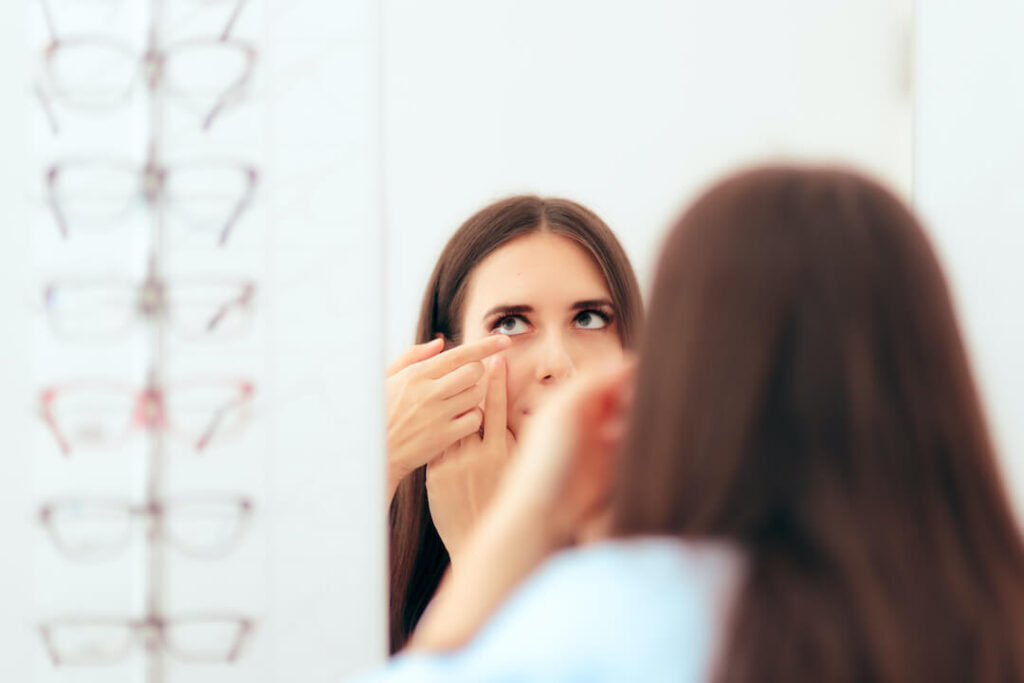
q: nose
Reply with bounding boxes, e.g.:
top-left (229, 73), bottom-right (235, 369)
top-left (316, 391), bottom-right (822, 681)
top-left (535, 331), bottom-right (574, 384)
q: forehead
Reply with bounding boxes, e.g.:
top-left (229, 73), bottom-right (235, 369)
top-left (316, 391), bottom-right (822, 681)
top-left (463, 232), bottom-right (611, 311)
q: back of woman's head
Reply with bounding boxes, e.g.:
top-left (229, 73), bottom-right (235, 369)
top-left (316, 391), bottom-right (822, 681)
top-left (613, 166), bottom-right (1024, 682)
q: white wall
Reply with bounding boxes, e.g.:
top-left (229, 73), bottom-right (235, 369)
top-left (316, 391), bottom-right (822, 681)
top-left (914, 0), bottom-right (1024, 513)
top-left (383, 0), bottom-right (914, 360)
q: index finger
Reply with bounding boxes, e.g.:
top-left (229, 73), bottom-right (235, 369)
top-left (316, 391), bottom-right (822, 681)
top-left (423, 335), bottom-right (511, 379)
top-left (386, 338), bottom-right (444, 377)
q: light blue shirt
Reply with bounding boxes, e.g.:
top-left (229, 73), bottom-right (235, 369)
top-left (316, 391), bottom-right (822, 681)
top-left (351, 538), bottom-right (741, 682)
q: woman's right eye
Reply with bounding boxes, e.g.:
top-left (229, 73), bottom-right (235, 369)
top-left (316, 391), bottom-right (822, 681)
top-left (492, 315), bottom-right (529, 336)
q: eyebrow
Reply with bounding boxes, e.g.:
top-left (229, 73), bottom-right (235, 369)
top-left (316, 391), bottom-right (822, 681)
top-left (482, 304), bottom-right (533, 321)
top-left (481, 299), bottom-right (615, 322)
top-left (570, 298), bottom-right (614, 312)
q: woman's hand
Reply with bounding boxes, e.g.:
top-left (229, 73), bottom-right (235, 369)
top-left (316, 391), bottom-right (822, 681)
top-left (386, 335), bottom-right (511, 503)
top-left (425, 355), bottom-right (515, 564)
top-left (498, 361), bottom-right (635, 545)
top-left (408, 362), bottom-right (635, 653)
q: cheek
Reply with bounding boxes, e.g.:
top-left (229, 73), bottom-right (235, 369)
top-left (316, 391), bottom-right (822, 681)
top-left (572, 334), bottom-right (626, 368)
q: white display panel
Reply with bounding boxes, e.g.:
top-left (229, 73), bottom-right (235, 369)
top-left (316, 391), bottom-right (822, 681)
top-left (0, 1), bottom-right (386, 682)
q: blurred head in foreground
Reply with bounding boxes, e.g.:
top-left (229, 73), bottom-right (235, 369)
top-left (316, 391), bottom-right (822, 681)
top-left (613, 166), bottom-right (1024, 682)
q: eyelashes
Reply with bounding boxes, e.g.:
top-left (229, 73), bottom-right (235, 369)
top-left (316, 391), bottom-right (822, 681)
top-left (487, 309), bottom-right (614, 336)
top-left (491, 314), bottom-right (529, 336)
top-left (574, 309), bottom-right (612, 329)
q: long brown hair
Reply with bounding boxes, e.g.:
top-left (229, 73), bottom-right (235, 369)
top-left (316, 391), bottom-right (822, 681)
top-left (390, 195), bottom-right (643, 652)
top-left (613, 166), bottom-right (1024, 682)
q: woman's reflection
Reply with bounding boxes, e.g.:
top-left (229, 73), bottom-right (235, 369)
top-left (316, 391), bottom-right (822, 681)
top-left (385, 195), bottom-right (643, 651)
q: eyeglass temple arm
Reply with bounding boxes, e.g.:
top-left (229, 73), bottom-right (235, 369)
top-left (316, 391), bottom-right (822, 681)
top-left (35, 0), bottom-right (64, 135)
top-left (204, 285), bottom-right (254, 332)
top-left (38, 625), bottom-right (63, 665)
top-left (226, 620), bottom-right (253, 662)
top-left (35, 81), bottom-right (62, 136)
top-left (40, 394), bottom-right (72, 455)
top-left (194, 394), bottom-right (247, 451)
top-left (45, 166), bottom-right (70, 238)
top-left (218, 169), bottom-right (258, 246)
top-left (201, 46), bottom-right (257, 133)
top-left (220, 0), bottom-right (249, 41)
top-left (201, 87), bottom-right (240, 134)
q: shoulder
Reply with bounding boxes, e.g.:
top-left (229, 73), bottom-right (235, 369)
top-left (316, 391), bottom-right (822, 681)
top-left (534, 536), bottom-right (741, 593)
top-left (353, 538), bottom-right (742, 683)
top-left (480, 537), bottom-right (742, 659)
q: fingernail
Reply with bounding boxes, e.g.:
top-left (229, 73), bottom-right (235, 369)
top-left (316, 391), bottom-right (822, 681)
top-left (495, 336), bottom-right (511, 347)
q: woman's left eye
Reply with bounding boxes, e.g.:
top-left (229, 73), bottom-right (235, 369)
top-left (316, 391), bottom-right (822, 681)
top-left (574, 310), bottom-right (609, 330)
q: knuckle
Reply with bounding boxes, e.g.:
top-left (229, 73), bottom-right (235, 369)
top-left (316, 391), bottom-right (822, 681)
top-left (421, 382), bottom-right (442, 402)
top-left (416, 382), bottom-right (440, 404)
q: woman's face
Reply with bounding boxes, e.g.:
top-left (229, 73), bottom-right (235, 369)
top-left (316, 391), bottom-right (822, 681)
top-left (459, 232), bottom-right (625, 438)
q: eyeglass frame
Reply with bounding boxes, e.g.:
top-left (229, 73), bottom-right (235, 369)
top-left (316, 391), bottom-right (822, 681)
top-left (37, 23), bottom-right (258, 132)
top-left (38, 373), bottom-right (256, 455)
top-left (44, 142), bottom-right (259, 245)
top-left (39, 612), bottom-right (255, 666)
top-left (39, 494), bottom-right (254, 561)
top-left (42, 273), bottom-right (257, 341)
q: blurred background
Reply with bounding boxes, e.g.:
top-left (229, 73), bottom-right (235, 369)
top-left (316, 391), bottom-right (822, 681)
top-left (0, 0), bottom-right (1021, 681)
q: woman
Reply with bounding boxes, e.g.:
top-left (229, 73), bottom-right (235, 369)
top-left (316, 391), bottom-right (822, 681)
top-left (365, 166), bottom-right (1024, 680)
top-left (385, 195), bottom-right (644, 652)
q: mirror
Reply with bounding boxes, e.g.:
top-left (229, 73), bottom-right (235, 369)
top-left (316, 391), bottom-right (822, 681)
top-left (380, 0), bottom-right (916, 660)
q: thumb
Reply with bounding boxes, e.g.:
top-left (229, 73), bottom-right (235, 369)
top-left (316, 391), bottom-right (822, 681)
top-left (387, 338), bottom-right (444, 376)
